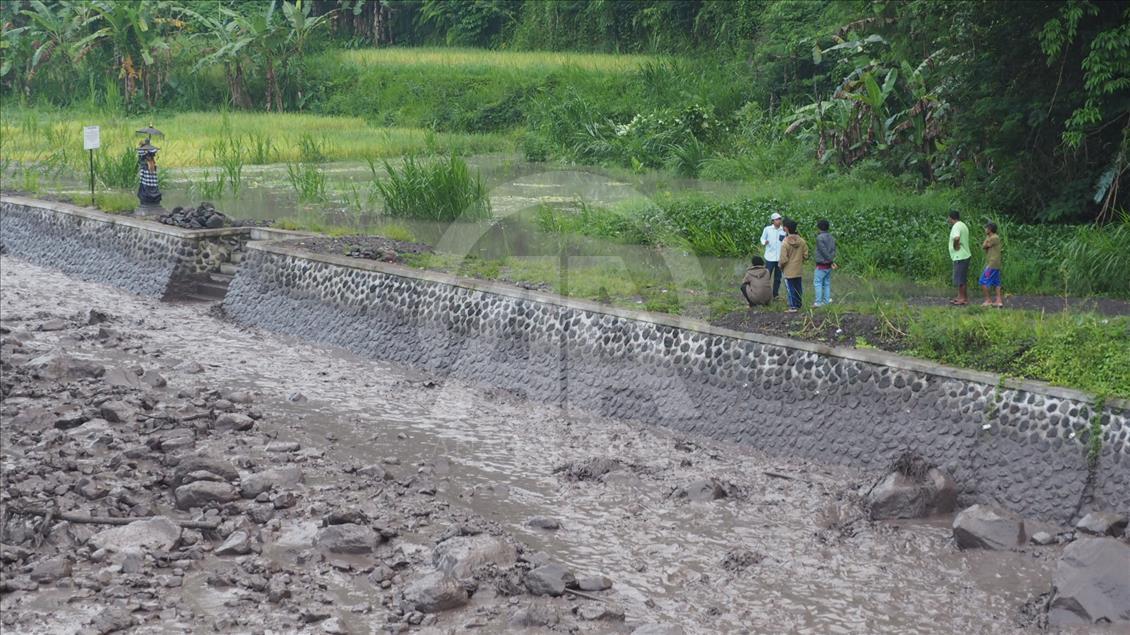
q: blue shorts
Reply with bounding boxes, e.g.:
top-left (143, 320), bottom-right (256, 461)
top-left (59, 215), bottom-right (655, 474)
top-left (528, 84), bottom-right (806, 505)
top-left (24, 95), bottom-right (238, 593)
top-left (979, 267), bottom-right (1001, 287)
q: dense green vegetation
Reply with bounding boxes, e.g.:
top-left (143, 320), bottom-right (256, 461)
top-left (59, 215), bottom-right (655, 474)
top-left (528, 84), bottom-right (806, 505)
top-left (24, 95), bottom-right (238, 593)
top-left (3, 0), bottom-right (1127, 225)
top-left (1, 0), bottom-right (1128, 395)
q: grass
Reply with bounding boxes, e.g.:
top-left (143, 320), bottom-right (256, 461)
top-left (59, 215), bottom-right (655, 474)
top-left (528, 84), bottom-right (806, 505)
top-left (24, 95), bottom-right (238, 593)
top-left (0, 107), bottom-right (515, 170)
top-left (61, 190), bottom-right (136, 213)
top-left (399, 248), bottom-right (1130, 398)
top-left (375, 155), bottom-right (491, 222)
top-left (337, 47), bottom-right (657, 74)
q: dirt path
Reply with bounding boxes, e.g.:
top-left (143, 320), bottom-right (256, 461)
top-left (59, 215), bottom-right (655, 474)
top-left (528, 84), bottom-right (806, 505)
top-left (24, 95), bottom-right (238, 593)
top-left (0, 256), bottom-right (1064, 634)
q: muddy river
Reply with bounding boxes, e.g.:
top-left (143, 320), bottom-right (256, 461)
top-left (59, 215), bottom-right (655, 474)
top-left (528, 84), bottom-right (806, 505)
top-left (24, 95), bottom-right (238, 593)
top-left (0, 256), bottom-right (1077, 633)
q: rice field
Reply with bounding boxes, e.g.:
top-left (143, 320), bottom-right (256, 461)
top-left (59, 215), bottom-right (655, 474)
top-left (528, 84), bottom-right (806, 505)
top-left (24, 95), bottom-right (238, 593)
top-left (0, 108), bottom-right (515, 170)
top-left (337, 46), bottom-right (658, 73)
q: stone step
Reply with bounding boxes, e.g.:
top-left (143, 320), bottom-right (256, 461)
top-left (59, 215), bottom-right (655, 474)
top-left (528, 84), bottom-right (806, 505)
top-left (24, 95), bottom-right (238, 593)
top-left (197, 280), bottom-right (230, 296)
top-left (219, 262), bottom-right (240, 276)
top-left (181, 292), bottom-right (221, 303)
top-left (209, 272), bottom-right (234, 285)
top-left (229, 252), bottom-right (244, 264)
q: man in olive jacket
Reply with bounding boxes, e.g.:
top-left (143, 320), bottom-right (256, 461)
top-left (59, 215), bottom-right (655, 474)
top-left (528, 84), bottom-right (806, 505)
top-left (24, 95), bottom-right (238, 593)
top-left (777, 218), bottom-right (809, 312)
top-left (740, 256), bottom-right (772, 306)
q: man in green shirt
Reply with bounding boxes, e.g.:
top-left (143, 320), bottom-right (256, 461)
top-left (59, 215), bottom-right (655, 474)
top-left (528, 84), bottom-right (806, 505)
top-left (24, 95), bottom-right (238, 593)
top-left (947, 210), bottom-right (971, 305)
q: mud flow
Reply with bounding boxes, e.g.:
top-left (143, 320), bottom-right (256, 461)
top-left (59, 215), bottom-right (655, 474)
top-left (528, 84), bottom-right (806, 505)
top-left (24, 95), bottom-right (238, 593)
top-left (0, 256), bottom-right (1100, 634)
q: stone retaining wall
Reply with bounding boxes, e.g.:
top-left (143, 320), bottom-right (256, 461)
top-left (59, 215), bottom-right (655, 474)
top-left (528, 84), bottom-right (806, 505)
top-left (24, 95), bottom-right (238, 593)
top-left (224, 242), bottom-right (1129, 524)
top-left (0, 195), bottom-right (246, 297)
top-left (3, 195), bottom-right (1125, 523)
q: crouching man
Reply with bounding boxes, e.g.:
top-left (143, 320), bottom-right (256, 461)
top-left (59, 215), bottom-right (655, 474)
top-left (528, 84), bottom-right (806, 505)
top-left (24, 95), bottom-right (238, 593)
top-left (740, 256), bottom-right (772, 307)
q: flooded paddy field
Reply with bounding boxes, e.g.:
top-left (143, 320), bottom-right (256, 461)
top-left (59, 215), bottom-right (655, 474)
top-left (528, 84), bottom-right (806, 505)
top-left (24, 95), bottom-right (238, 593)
top-left (0, 256), bottom-right (1093, 634)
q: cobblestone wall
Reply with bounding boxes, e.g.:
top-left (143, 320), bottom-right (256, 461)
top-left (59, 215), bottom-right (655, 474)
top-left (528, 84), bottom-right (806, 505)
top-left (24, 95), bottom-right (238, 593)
top-left (225, 245), bottom-right (1129, 524)
top-left (0, 197), bottom-right (243, 297)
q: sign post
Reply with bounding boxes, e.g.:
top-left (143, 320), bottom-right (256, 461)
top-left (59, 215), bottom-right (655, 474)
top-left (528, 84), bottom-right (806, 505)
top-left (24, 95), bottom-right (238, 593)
top-left (83, 126), bottom-right (100, 206)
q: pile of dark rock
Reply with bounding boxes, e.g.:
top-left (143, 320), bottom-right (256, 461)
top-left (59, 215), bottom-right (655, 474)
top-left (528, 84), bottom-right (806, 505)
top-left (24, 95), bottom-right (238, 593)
top-left (864, 451), bottom-right (1130, 628)
top-left (159, 202), bottom-right (228, 229)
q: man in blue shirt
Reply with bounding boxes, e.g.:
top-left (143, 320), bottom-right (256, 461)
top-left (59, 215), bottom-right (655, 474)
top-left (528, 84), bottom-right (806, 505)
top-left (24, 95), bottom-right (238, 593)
top-left (759, 212), bottom-right (786, 300)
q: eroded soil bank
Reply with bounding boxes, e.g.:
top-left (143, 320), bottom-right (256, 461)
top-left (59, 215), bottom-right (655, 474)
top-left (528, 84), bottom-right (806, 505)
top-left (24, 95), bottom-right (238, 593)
top-left (0, 256), bottom-right (1075, 633)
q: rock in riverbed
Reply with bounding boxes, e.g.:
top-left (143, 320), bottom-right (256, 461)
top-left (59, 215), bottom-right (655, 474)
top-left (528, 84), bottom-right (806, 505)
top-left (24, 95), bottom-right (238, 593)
top-left (952, 505), bottom-right (1025, 550)
top-left (525, 563), bottom-right (575, 597)
top-left (1047, 537), bottom-right (1130, 626)
top-left (89, 517), bottom-right (180, 553)
top-left (867, 467), bottom-right (956, 520)
top-left (402, 571), bottom-right (468, 613)
top-left (314, 523), bottom-right (379, 554)
top-left (1074, 511), bottom-right (1128, 537)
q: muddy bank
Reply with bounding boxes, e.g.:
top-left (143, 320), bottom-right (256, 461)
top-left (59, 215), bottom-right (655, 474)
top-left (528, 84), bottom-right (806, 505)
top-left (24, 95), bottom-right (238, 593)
top-left (2, 255), bottom-right (1104, 634)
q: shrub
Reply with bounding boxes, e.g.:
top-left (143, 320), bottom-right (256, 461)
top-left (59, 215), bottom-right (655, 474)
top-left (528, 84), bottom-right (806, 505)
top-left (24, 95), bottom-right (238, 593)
top-left (375, 155), bottom-right (491, 221)
top-left (93, 147), bottom-right (137, 190)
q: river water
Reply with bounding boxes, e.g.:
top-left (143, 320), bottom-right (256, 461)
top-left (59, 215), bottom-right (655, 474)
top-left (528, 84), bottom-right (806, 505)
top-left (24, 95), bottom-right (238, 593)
top-left (0, 256), bottom-right (1073, 634)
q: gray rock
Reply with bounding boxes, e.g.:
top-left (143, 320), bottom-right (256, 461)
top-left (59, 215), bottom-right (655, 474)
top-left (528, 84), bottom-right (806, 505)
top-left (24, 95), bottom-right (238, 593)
top-left (98, 400), bottom-right (134, 424)
top-left (678, 478), bottom-right (727, 502)
top-left (265, 441), bottom-right (301, 453)
top-left (952, 504), bottom-right (1025, 550)
top-left (1048, 537), bottom-right (1130, 626)
top-left (402, 571), bottom-right (468, 613)
top-left (103, 366), bottom-right (143, 389)
top-left (176, 361), bottom-right (205, 374)
top-left (54, 408), bottom-right (89, 430)
top-left (82, 308), bottom-right (110, 325)
top-left (579, 603), bottom-right (625, 622)
top-left (90, 517), bottom-right (180, 552)
top-left (509, 602), bottom-right (565, 628)
top-left (140, 369), bottom-right (167, 388)
top-left (632, 625), bottom-right (684, 635)
top-left (1075, 511), bottom-right (1128, 537)
top-left (173, 455), bottom-right (238, 486)
top-left (524, 563), bottom-right (574, 597)
top-left (868, 468), bottom-right (957, 520)
top-left (240, 467), bottom-right (303, 498)
top-left (287, 392), bottom-right (307, 403)
top-left (577, 575), bottom-right (613, 591)
top-left (527, 516), bottom-right (560, 530)
top-left (314, 523), bottom-right (379, 554)
top-left (1030, 531), bottom-right (1056, 546)
top-left (113, 549), bottom-right (144, 574)
top-left (215, 413), bottom-right (254, 432)
top-left (215, 530), bottom-right (253, 556)
top-left (30, 557), bottom-right (72, 583)
top-left (37, 318), bottom-right (67, 331)
top-left (24, 349), bottom-right (104, 380)
top-left (433, 535), bottom-right (518, 579)
top-left (174, 481), bottom-right (238, 510)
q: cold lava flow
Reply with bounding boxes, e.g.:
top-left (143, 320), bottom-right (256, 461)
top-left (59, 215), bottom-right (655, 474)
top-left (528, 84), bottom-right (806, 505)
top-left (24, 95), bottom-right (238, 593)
top-left (0, 255), bottom-right (1090, 634)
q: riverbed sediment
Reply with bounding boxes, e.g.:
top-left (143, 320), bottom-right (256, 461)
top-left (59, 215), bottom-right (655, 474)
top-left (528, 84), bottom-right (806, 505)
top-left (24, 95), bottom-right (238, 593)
top-left (0, 256), bottom-right (1075, 634)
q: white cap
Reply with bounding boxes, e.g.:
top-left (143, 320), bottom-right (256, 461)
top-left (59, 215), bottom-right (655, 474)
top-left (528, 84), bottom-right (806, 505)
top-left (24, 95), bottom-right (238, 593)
top-left (770, 212), bottom-right (782, 220)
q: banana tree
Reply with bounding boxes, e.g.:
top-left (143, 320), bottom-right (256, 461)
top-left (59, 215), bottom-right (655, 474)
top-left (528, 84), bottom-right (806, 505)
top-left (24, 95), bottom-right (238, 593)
top-left (188, 6), bottom-right (253, 109)
top-left (280, 0), bottom-right (333, 109)
top-left (18, 1), bottom-right (95, 84)
top-left (86, 0), bottom-right (178, 106)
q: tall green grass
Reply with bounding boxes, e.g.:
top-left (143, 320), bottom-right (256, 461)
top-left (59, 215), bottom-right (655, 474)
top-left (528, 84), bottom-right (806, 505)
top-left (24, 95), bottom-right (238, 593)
top-left (375, 155), bottom-right (490, 221)
top-left (93, 147), bottom-right (137, 189)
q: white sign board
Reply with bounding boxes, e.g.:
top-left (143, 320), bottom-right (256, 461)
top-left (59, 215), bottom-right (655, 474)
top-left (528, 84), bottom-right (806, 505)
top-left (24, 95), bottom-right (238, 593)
top-left (83, 126), bottom-right (100, 150)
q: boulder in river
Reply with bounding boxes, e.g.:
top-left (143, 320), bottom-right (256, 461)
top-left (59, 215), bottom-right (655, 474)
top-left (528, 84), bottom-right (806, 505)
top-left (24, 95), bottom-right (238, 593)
top-left (314, 523), bottom-right (379, 554)
top-left (174, 481), bottom-right (238, 510)
top-left (402, 571), bottom-right (468, 613)
top-left (868, 454), bottom-right (957, 520)
top-left (1047, 537), bottom-right (1130, 626)
top-left (524, 563), bottom-right (575, 597)
top-left (90, 516), bottom-right (180, 553)
top-left (677, 478), bottom-right (728, 502)
top-left (952, 504), bottom-right (1025, 550)
top-left (433, 534), bottom-right (517, 579)
top-left (1074, 511), bottom-right (1128, 537)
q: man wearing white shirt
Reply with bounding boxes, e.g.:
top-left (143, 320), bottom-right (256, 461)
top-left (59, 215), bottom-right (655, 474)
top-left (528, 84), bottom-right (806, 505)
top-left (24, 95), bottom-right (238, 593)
top-left (759, 212), bottom-right (786, 300)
